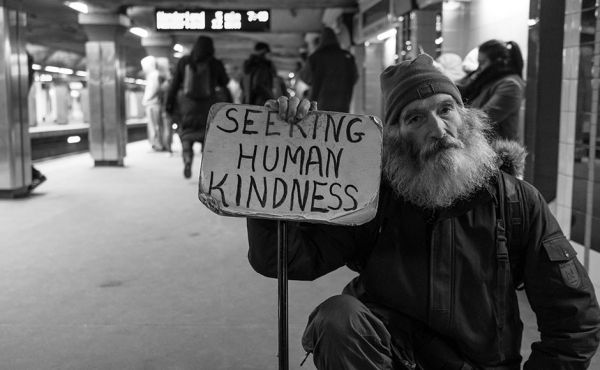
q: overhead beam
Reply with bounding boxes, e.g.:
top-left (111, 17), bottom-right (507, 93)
top-left (86, 0), bottom-right (357, 10)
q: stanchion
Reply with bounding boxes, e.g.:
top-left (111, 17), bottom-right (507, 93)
top-left (277, 220), bottom-right (289, 370)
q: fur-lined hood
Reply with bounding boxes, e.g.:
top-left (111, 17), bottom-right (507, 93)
top-left (492, 139), bottom-right (527, 178)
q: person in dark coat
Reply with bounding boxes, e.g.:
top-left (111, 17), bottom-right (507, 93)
top-left (299, 27), bottom-right (358, 113)
top-left (242, 42), bottom-right (277, 106)
top-left (247, 54), bottom-right (600, 369)
top-left (165, 36), bottom-right (229, 179)
top-left (458, 40), bottom-right (526, 141)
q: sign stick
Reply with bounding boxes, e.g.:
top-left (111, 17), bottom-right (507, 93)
top-left (277, 220), bottom-right (289, 370)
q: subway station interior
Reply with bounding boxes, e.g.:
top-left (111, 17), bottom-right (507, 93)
top-left (2, 0), bottom-right (600, 368)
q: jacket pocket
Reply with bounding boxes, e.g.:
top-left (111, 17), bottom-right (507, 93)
top-left (542, 236), bottom-right (581, 288)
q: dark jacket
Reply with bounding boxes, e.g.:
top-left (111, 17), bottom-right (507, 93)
top-left (165, 55), bottom-right (229, 141)
top-left (242, 54), bottom-right (277, 105)
top-left (299, 29), bottom-right (358, 113)
top-left (462, 73), bottom-right (525, 141)
top-left (247, 164), bottom-right (600, 368)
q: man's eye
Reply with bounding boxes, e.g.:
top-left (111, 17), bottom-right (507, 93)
top-left (439, 105), bottom-right (453, 115)
top-left (405, 115), bottom-right (421, 125)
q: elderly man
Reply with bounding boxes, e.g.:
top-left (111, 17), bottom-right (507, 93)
top-left (246, 54), bottom-right (600, 369)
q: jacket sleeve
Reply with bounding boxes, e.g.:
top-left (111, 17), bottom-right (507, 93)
top-left (522, 184), bottom-right (600, 369)
top-left (480, 78), bottom-right (523, 128)
top-left (165, 57), bottom-right (185, 114)
top-left (246, 218), bottom-right (361, 281)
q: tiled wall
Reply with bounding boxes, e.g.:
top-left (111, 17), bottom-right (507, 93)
top-left (557, 0), bottom-right (600, 253)
top-left (556, 0), bottom-right (582, 238)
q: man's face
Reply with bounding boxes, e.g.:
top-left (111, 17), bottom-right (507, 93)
top-left (395, 93), bottom-right (464, 163)
top-left (382, 93), bottom-right (497, 209)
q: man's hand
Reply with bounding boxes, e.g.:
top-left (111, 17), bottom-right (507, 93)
top-left (265, 96), bottom-right (317, 124)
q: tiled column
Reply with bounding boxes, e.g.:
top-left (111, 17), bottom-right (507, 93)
top-left (0, 1), bottom-right (31, 198)
top-left (412, 7), bottom-right (439, 57)
top-left (79, 13), bottom-right (129, 166)
top-left (556, 0), bottom-right (581, 239)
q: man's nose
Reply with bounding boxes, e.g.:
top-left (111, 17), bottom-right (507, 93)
top-left (426, 113), bottom-right (446, 139)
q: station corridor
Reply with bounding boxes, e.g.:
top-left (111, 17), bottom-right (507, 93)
top-left (1, 140), bottom-right (599, 370)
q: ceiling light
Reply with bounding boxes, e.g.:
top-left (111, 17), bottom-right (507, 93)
top-left (75, 70), bottom-right (87, 77)
top-left (65, 2), bottom-right (88, 14)
top-left (130, 27), bottom-right (149, 38)
top-left (31, 64), bottom-right (41, 70)
top-left (173, 44), bottom-right (184, 53)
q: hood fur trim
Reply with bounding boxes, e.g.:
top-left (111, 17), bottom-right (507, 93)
top-left (492, 139), bottom-right (527, 178)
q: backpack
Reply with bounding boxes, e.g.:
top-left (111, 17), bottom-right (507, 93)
top-left (183, 61), bottom-right (212, 100)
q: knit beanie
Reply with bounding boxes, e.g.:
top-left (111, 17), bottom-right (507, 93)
top-left (380, 53), bottom-right (463, 126)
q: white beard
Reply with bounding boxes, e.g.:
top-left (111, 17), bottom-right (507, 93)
top-left (382, 108), bottom-right (498, 209)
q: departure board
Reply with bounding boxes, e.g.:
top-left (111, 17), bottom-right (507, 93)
top-left (155, 9), bottom-right (270, 32)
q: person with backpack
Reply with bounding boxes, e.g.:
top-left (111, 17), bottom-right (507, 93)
top-left (247, 54), bottom-right (600, 369)
top-left (165, 35), bottom-right (230, 179)
top-left (242, 42), bottom-right (277, 106)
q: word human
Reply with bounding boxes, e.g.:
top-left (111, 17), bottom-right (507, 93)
top-left (200, 104), bottom-right (380, 222)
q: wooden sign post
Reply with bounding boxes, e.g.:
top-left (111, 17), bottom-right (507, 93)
top-left (199, 103), bottom-right (383, 369)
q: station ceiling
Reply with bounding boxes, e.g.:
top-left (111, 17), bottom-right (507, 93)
top-left (22, 0), bottom-right (358, 77)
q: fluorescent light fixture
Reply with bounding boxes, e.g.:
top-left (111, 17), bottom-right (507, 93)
top-left (124, 77), bottom-right (136, 84)
top-left (130, 27), bottom-right (149, 38)
top-left (135, 79), bottom-right (147, 85)
top-left (40, 74), bottom-right (53, 82)
top-left (59, 68), bottom-right (74, 75)
top-left (75, 70), bottom-right (87, 77)
top-left (69, 82), bottom-right (83, 90)
top-left (435, 37), bottom-right (444, 45)
top-left (173, 43), bottom-right (184, 53)
top-left (65, 1), bottom-right (88, 14)
top-left (44, 65), bottom-right (61, 73)
top-left (376, 29), bottom-right (397, 41)
top-left (31, 64), bottom-right (41, 70)
top-left (67, 136), bottom-right (81, 144)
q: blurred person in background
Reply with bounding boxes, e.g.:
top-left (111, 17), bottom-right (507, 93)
top-left (27, 52), bottom-right (46, 192)
top-left (165, 35), bottom-right (229, 179)
top-left (242, 42), bottom-right (277, 106)
top-left (156, 57), bottom-right (172, 153)
top-left (458, 40), bottom-right (525, 142)
top-left (434, 52), bottom-right (465, 82)
top-left (299, 27), bottom-right (358, 113)
top-left (141, 56), bottom-right (166, 152)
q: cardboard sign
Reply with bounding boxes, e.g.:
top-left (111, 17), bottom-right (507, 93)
top-left (198, 103), bottom-right (382, 225)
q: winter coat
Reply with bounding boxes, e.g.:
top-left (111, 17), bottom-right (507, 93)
top-left (242, 54), bottom-right (277, 106)
top-left (165, 55), bottom-right (229, 141)
top-left (246, 143), bottom-right (600, 369)
top-left (299, 30), bottom-right (358, 113)
top-left (466, 74), bottom-right (525, 141)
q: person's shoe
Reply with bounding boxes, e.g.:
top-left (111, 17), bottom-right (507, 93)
top-left (183, 164), bottom-right (192, 179)
top-left (28, 174), bottom-right (47, 191)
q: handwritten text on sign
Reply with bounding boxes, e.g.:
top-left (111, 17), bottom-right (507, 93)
top-left (198, 103), bottom-right (382, 225)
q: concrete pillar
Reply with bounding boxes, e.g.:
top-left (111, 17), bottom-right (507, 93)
top-left (0, 1), bottom-right (31, 198)
top-left (54, 82), bottom-right (70, 125)
top-left (79, 12), bottom-right (129, 166)
top-left (412, 7), bottom-right (439, 57)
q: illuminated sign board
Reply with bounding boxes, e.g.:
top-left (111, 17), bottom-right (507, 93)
top-left (155, 9), bottom-right (270, 32)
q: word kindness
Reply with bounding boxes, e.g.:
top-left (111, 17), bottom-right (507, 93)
top-left (198, 104), bottom-right (382, 225)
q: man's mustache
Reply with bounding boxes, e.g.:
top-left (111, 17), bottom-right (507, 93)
top-left (419, 135), bottom-right (464, 161)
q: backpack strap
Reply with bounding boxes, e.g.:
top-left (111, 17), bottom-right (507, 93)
top-left (500, 171), bottom-right (527, 289)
